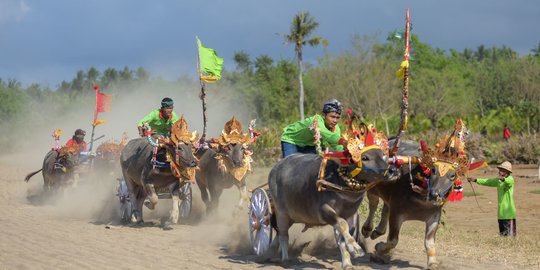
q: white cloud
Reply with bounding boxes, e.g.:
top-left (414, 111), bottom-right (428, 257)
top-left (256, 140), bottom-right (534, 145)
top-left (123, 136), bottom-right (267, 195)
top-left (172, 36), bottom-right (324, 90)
top-left (0, 0), bottom-right (30, 23)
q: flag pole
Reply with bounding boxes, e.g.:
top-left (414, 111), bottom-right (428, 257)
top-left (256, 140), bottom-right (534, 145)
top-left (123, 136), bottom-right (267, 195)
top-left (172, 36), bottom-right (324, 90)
top-left (391, 8), bottom-right (411, 157)
top-left (89, 85), bottom-right (99, 151)
top-left (196, 36), bottom-right (208, 143)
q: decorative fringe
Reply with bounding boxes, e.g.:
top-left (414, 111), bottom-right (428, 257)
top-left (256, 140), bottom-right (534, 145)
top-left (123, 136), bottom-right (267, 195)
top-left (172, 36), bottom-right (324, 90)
top-left (396, 60), bottom-right (409, 79)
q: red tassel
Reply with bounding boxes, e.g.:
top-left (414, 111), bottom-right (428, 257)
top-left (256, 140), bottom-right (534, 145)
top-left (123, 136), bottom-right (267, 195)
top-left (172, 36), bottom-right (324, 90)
top-left (365, 132), bottom-right (374, 146)
top-left (347, 108), bottom-right (352, 115)
top-left (345, 119), bottom-right (350, 125)
top-left (94, 85), bottom-right (99, 91)
top-left (448, 191), bottom-right (464, 202)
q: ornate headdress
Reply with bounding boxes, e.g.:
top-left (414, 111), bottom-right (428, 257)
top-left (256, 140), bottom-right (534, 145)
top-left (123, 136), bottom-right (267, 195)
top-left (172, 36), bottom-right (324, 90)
top-left (421, 119), bottom-right (469, 177)
top-left (217, 117), bottom-right (252, 145)
top-left (342, 114), bottom-right (389, 163)
top-left (170, 115), bottom-right (199, 145)
top-left (59, 145), bottom-right (80, 156)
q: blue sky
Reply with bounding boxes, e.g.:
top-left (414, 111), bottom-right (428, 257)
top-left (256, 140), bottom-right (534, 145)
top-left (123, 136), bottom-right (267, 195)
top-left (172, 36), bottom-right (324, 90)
top-left (1, 0), bottom-right (539, 87)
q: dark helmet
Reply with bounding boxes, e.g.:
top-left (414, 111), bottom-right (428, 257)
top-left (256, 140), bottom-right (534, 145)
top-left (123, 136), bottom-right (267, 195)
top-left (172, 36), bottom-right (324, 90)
top-left (75, 129), bottom-right (86, 136)
top-left (322, 99), bottom-right (343, 114)
top-left (161, 97), bottom-right (174, 108)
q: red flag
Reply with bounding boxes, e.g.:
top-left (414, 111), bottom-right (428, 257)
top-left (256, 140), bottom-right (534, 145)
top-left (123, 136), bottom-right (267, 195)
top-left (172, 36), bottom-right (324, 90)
top-left (93, 85), bottom-right (112, 123)
top-left (96, 92), bottom-right (112, 112)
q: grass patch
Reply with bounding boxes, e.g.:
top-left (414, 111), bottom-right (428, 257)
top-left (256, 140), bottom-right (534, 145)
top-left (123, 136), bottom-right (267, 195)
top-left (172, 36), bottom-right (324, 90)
top-left (464, 191), bottom-right (482, 197)
top-left (530, 189), bottom-right (540, 194)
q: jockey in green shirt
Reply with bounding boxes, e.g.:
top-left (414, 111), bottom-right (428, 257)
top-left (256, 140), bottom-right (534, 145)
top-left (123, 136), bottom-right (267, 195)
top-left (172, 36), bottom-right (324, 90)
top-left (137, 97), bottom-right (179, 137)
top-left (280, 99), bottom-right (346, 157)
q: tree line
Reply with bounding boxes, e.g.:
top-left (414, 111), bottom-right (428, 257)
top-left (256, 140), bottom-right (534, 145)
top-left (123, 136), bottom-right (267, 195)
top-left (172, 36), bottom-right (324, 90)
top-left (1, 13), bottom-right (539, 163)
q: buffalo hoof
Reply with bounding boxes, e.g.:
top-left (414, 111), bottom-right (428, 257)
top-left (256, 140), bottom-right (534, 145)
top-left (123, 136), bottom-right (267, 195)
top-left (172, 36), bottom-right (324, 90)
top-left (370, 252), bottom-right (390, 264)
top-left (346, 240), bottom-right (364, 258)
top-left (370, 229), bottom-right (385, 240)
top-left (427, 261), bottom-right (446, 270)
top-left (144, 199), bottom-right (155, 210)
top-left (361, 226), bottom-right (372, 238)
top-left (162, 221), bottom-right (174, 231)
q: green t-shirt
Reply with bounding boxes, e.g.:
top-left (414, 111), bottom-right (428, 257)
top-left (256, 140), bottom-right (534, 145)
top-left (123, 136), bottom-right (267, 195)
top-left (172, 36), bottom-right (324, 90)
top-left (476, 176), bottom-right (516, 219)
top-left (280, 114), bottom-right (343, 151)
top-left (137, 109), bottom-right (179, 136)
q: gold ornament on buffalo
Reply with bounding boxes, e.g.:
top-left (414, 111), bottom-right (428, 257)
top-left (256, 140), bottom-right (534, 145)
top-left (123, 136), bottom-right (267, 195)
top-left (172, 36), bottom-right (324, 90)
top-left (217, 117), bottom-right (252, 145)
top-left (59, 145), bottom-right (81, 156)
top-left (170, 115), bottom-right (199, 145)
top-left (422, 119), bottom-right (469, 178)
top-left (342, 121), bottom-right (388, 163)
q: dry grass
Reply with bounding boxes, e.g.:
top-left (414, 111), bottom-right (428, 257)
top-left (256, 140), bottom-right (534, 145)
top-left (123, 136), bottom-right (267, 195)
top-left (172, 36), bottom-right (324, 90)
top-left (394, 221), bottom-right (540, 268)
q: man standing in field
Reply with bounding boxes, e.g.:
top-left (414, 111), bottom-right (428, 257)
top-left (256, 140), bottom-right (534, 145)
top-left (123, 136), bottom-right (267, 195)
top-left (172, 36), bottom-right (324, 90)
top-left (468, 161), bottom-right (517, 237)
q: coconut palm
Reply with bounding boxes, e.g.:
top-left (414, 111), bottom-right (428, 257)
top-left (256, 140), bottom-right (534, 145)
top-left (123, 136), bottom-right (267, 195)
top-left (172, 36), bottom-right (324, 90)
top-left (278, 11), bottom-right (327, 120)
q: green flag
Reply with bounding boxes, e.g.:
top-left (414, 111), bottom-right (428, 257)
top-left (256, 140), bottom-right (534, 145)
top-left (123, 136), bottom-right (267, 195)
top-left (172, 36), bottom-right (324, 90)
top-left (197, 37), bottom-right (224, 82)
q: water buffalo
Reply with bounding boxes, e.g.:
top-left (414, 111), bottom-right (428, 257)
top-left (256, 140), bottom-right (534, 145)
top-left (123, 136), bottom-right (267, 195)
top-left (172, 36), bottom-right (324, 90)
top-left (196, 117), bottom-right (254, 214)
top-left (120, 116), bottom-right (198, 224)
top-left (24, 146), bottom-right (80, 193)
top-left (362, 124), bottom-right (469, 269)
top-left (268, 122), bottom-right (390, 269)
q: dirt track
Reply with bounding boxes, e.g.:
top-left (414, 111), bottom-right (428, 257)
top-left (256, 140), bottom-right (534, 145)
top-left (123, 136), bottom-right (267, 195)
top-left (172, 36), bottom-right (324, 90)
top-left (1, 161), bottom-right (539, 270)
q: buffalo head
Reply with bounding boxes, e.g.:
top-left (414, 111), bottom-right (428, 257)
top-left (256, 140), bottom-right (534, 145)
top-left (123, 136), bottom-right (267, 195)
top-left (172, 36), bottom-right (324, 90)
top-left (169, 115), bottom-right (199, 168)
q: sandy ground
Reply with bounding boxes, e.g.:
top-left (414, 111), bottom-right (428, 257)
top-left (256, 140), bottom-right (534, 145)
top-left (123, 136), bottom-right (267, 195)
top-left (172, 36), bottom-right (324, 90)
top-left (1, 158), bottom-right (539, 270)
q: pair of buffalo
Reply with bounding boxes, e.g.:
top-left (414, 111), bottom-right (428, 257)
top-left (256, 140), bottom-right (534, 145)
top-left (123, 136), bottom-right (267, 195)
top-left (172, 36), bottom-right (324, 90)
top-left (25, 135), bottom-right (128, 192)
top-left (120, 116), bottom-right (254, 224)
top-left (266, 121), bottom-right (469, 269)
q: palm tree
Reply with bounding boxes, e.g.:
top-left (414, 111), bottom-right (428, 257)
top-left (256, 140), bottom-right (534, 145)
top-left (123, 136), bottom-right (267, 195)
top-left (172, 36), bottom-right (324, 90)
top-left (278, 11), bottom-right (327, 120)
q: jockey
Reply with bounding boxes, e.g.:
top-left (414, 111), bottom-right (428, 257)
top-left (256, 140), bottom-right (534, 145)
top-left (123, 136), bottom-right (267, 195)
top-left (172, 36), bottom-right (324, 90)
top-left (280, 99), bottom-right (347, 158)
top-left (66, 129), bottom-right (92, 164)
top-left (137, 97), bottom-right (179, 137)
top-left (66, 129), bottom-right (88, 152)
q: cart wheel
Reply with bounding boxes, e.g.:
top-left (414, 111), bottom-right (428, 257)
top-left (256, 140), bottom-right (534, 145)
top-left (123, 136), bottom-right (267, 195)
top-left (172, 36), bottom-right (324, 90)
top-left (248, 188), bottom-right (273, 256)
top-left (179, 182), bottom-right (192, 219)
top-left (117, 177), bottom-right (132, 223)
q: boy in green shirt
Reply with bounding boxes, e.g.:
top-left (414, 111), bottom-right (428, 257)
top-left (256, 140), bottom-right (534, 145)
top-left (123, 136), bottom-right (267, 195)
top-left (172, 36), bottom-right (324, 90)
top-left (280, 99), bottom-right (346, 157)
top-left (468, 161), bottom-right (516, 237)
top-left (137, 97), bottom-right (179, 137)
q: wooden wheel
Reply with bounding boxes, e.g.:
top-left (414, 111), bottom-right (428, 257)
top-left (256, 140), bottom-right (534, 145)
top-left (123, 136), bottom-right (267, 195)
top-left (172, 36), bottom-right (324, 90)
top-left (248, 188), bottom-right (273, 256)
top-left (117, 177), bottom-right (132, 223)
top-left (179, 182), bottom-right (192, 219)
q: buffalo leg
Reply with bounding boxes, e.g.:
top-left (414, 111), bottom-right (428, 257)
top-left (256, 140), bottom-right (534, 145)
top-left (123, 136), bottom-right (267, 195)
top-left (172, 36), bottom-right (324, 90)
top-left (275, 212), bottom-right (292, 261)
top-left (334, 227), bottom-right (353, 270)
top-left (425, 211), bottom-right (441, 268)
top-left (233, 183), bottom-right (249, 215)
top-left (169, 182), bottom-right (180, 224)
top-left (134, 186), bottom-right (146, 224)
top-left (208, 183), bottom-right (223, 213)
top-left (372, 203), bottom-right (389, 239)
top-left (126, 178), bottom-right (144, 224)
top-left (320, 204), bottom-right (362, 269)
top-left (141, 168), bottom-right (158, 210)
top-left (362, 192), bottom-right (379, 237)
top-left (373, 211), bottom-right (403, 264)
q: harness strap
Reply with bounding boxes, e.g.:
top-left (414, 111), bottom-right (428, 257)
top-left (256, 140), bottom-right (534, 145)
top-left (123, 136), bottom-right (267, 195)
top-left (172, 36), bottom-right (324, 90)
top-left (350, 145), bottom-right (381, 177)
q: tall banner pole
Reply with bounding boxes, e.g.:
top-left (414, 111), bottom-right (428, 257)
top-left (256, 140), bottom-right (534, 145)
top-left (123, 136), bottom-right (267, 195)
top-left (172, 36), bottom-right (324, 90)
top-left (391, 8), bottom-right (411, 157)
top-left (197, 36), bottom-right (208, 143)
top-left (89, 85), bottom-right (99, 151)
